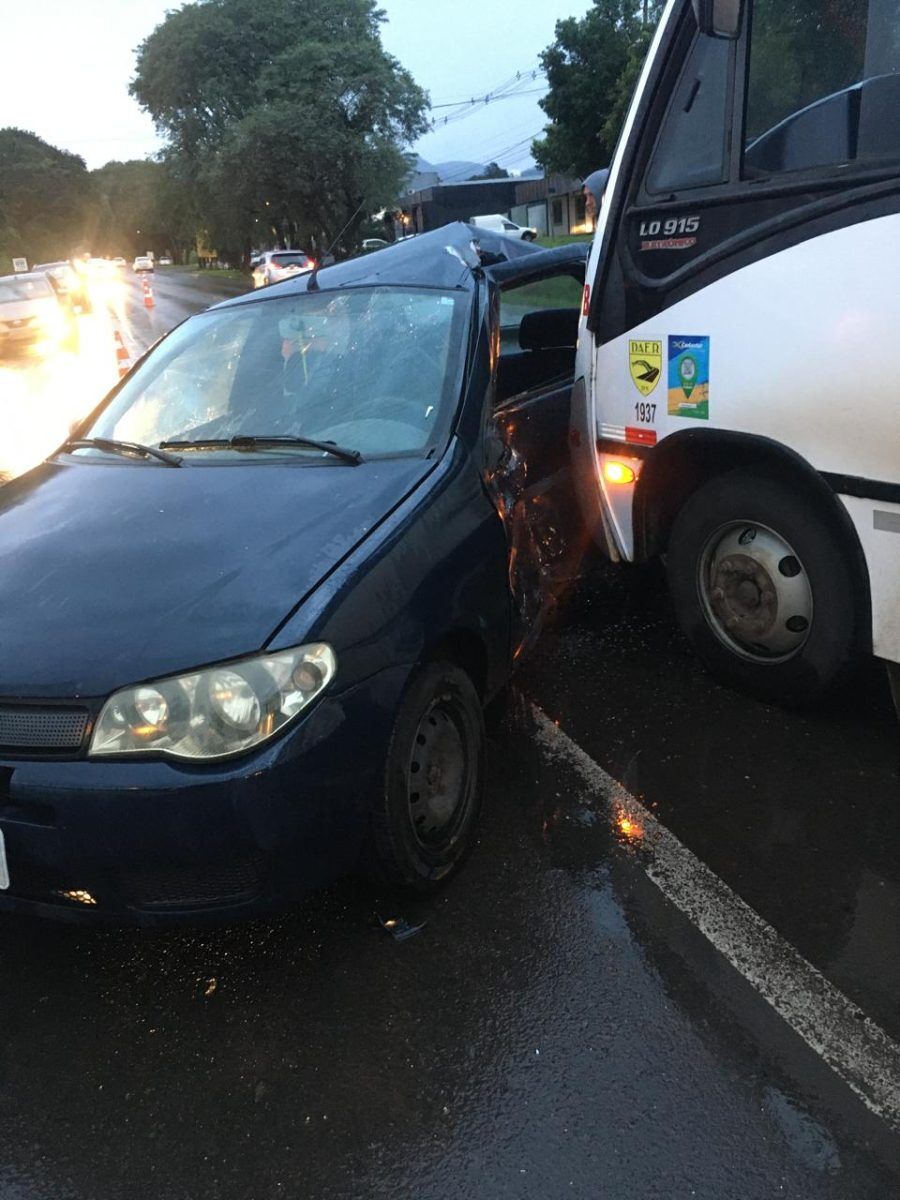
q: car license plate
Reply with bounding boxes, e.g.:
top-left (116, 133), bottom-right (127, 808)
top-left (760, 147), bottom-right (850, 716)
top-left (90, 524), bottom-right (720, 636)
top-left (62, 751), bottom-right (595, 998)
top-left (0, 827), bottom-right (8, 890)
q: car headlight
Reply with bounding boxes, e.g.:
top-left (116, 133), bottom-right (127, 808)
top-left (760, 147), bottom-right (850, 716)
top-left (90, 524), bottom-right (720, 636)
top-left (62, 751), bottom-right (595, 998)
top-left (90, 643), bottom-right (336, 761)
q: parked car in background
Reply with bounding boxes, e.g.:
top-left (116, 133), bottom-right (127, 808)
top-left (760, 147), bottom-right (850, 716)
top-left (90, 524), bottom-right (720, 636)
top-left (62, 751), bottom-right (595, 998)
top-left (159, 256), bottom-right (173, 266)
top-left (252, 250), bottom-right (315, 288)
top-left (112, 257), bottom-right (127, 268)
top-left (0, 224), bottom-right (586, 924)
top-left (32, 261), bottom-right (91, 314)
top-left (0, 272), bottom-right (72, 356)
top-left (470, 214), bottom-right (538, 241)
top-left (133, 256), bottom-right (154, 273)
top-left (361, 238), bottom-right (390, 252)
top-left (88, 258), bottom-right (115, 278)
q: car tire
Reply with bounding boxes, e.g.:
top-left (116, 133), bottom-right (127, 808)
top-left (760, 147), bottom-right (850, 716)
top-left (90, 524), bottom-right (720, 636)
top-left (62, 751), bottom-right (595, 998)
top-left (364, 660), bottom-right (485, 890)
top-left (523, 231), bottom-right (537, 241)
top-left (666, 470), bottom-right (863, 706)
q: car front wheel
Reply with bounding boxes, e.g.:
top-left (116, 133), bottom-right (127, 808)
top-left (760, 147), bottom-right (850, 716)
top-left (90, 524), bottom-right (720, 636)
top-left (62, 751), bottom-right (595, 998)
top-left (364, 660), bottom-right (484, 890)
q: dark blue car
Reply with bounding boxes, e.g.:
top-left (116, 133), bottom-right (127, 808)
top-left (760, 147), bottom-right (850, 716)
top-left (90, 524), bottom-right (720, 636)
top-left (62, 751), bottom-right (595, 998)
top-left (0, 225), bottom-right (587, 923)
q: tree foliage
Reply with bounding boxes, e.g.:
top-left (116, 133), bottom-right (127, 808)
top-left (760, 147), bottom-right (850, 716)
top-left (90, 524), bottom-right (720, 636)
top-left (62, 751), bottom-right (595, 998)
top-left (533, 0), bottom-right (663, 178)
top-left (90, 160), bottom-right (197, 263)
top-left (131, 0), bottom-right (429, 261)
top-left (0, 129), bottom-right (94, 270)
top-left (468, 162), bottom-right (510, 180)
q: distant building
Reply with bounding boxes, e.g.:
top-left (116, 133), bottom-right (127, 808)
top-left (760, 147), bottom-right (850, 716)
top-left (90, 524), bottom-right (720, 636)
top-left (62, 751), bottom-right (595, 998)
top-left (398, 173), bottom-right (594, 238)
top-left (399, 177), bottom-right (522, 234)
top-left (403, 170), bottom-right (441, 196)
top-left (510, 174), bottom-right (593, 238)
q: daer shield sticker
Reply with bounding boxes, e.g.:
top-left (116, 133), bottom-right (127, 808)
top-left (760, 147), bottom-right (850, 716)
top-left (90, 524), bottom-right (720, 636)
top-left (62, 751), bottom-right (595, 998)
top-left (629, 340), bottom-right (662, 396)
top-left (668, 336), bottom-right (709, 420)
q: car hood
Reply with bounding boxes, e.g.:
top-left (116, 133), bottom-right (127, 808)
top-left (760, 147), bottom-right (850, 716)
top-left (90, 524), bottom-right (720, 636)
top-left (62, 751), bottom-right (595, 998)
top-left (0, 457), bottom-right (434, 699)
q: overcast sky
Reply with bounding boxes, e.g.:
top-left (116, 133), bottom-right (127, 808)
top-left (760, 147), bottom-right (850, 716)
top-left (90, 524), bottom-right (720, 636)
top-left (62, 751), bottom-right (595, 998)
top-left (0, 0), bottom-right (593, 173)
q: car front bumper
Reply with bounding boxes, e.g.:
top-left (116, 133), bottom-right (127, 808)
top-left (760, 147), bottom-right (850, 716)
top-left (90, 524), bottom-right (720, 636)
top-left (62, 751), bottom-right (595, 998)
top-left (0, 667), bottom-right (408, 926)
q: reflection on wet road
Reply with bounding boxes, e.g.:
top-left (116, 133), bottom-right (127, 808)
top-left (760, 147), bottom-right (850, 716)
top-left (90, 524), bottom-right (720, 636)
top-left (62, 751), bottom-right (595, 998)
top-left (0, 268), bottom-right (249, 483)
top-left (522, 562), bottom-right (900, 1043)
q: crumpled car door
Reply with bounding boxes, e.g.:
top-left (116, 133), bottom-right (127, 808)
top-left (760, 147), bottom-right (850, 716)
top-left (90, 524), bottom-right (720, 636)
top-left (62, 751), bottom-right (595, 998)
top-left (487, 377), bottom-right (585, 659)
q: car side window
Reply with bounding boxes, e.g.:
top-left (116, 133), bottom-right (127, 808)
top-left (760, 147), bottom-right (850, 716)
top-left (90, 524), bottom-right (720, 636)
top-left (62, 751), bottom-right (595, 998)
top-left (496, 273), bottom-right (583, 406)
top-left (499, 275), bottom-right (584, 347)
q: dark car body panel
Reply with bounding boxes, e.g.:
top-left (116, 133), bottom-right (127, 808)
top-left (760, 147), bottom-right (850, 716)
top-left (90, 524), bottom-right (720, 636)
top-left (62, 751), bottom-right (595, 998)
top-left (0, 664), bottom-right (407, 924)
top-left (0, 456), bottom-right (436, 697)
top-left (0, 224), bottom-right (588, 923)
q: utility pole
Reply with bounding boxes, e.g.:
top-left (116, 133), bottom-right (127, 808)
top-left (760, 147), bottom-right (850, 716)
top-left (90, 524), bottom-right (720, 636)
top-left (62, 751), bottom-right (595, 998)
top-left (643, 0), bottom-right (648, 21)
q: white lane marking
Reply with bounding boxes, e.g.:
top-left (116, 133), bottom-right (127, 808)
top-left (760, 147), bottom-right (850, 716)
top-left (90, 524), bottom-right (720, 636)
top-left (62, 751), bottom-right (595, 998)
top-left (531, 704), bottom-right (900, 1131)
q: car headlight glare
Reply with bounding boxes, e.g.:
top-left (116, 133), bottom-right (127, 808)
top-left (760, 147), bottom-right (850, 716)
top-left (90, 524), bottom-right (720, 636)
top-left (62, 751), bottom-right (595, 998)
top-left (208, 669), bottom-right (262, 732)
top-left (40, 308), bottom-right (65, 338)
top-left (133, 687), bottom-right (169, 731)
top-left (90, 643), bottom-right (336, 761)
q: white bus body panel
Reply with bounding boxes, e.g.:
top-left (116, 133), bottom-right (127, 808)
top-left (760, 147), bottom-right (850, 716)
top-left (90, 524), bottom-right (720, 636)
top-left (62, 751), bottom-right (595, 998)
top-left (842, 496), bottom-right (900, 663)
top-left (593, 214), bottom-right (900, 482)
top-left (581, 213), bottom-right (900, 663)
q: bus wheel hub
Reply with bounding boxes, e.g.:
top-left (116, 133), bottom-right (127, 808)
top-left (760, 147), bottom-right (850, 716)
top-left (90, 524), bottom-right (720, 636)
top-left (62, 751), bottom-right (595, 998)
top-left (700, 524), bottom-right (814, 662)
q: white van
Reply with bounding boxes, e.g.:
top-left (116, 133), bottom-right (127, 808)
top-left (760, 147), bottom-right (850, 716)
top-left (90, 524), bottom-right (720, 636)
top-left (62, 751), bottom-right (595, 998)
top-left (470, 214), bottom-right (538, 241)
top-left (571, 0), bottom-right (900, 708)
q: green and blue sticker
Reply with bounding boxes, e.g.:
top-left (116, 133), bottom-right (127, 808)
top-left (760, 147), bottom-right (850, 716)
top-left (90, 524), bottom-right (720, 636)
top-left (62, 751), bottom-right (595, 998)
top-left (668, 335), bottom-right (709, 420)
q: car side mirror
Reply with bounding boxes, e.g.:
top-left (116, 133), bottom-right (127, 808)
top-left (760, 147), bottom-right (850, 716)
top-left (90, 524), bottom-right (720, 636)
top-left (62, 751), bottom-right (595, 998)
top-left (693, 0), bottom-right (743, 38)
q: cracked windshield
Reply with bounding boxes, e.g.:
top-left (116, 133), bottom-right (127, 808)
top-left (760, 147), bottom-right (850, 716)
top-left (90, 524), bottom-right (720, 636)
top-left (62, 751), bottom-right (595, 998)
top-left (2, 1), bottom-right (900, 1199)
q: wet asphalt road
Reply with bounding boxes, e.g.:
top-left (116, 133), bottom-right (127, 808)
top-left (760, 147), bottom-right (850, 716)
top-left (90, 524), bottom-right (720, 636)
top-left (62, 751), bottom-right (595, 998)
top-left (115, 266), bottom-right (250, 358)
top-left (1, 272), bottom-right (899, 1198)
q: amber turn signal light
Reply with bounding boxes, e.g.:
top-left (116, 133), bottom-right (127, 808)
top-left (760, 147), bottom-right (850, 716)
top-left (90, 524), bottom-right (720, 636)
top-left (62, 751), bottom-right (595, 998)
top-left (603, 461), bottom-right (636, 485)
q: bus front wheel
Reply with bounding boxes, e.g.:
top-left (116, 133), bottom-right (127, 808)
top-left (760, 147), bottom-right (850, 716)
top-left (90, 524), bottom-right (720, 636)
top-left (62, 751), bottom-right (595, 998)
top-left (666, 470), bottom-right (862, 706)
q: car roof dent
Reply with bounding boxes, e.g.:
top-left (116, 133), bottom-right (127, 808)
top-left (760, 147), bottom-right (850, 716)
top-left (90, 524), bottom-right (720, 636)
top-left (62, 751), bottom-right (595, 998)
top-left (217, 223), bottom-right (572, 308)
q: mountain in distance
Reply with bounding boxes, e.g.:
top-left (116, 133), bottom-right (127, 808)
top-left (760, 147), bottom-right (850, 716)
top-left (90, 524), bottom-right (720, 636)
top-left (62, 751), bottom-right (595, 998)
top-left (415, 156), bottom-right (486, 181)
top-left (412, 157), bottom-right (542, 185)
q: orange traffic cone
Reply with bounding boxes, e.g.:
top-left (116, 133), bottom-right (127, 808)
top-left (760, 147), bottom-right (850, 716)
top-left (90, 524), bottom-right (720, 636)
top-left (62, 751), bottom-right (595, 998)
top-left (114, 329), bottom-right (132, 378)
top-left (142, 275), bottom-right (155, 309)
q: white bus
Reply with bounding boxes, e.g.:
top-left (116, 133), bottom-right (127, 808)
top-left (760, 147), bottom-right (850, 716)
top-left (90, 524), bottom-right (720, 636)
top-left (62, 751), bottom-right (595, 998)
top-left (572, 0), bottom-right (900, 707)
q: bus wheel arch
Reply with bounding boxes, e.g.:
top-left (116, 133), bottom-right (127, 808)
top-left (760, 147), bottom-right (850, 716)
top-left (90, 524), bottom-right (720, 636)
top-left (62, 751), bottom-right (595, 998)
top-left (633, 432), bottom-right (873, 703)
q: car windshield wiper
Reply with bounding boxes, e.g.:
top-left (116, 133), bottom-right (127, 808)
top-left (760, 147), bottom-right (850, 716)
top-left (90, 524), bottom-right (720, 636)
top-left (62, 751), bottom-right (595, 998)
top-left (61, 437), bottom-right (182, 467)
top-left (159, 435), bottom-right (363, 465)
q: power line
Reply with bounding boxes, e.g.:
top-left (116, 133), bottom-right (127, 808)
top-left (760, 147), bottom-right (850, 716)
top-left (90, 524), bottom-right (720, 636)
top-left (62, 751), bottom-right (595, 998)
top-left (431, 86), bottom-right (546, 113)
top-left (430, 60), bottom-right (541, 108)
top-left (428, 63), bottom-right (546, 128)
top-left (431, 68), bottom-right (543, 109)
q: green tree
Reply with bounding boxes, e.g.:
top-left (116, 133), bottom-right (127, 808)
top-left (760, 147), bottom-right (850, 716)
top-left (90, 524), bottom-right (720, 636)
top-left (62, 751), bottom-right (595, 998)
top-left (131, 0), bottom-right (428, 262)
top-left (533, 0), bottom-right (663, 177)
top-left (0, 129), bottom-right (95, 270)
top-left (468, 162), bottom-right (510, 180)
top-left (90, 159), bottom-right (197, 263)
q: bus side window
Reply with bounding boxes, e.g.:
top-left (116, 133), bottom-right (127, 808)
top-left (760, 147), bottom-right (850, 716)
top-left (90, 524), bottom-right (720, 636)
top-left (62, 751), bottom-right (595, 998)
top-left (645, 32), bottom-right (733, 194)
top-left (744, 0), bottom-right (900, 177)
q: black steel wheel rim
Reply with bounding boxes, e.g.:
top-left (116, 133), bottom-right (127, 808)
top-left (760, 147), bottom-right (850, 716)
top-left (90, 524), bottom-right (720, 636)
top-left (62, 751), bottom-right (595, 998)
top-left (406, 695), bottom-right (475, 853)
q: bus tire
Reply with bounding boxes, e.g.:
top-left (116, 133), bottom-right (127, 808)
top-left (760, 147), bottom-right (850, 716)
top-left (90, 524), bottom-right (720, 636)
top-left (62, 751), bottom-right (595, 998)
top-left (666, 470), bottom-right (862, 706)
